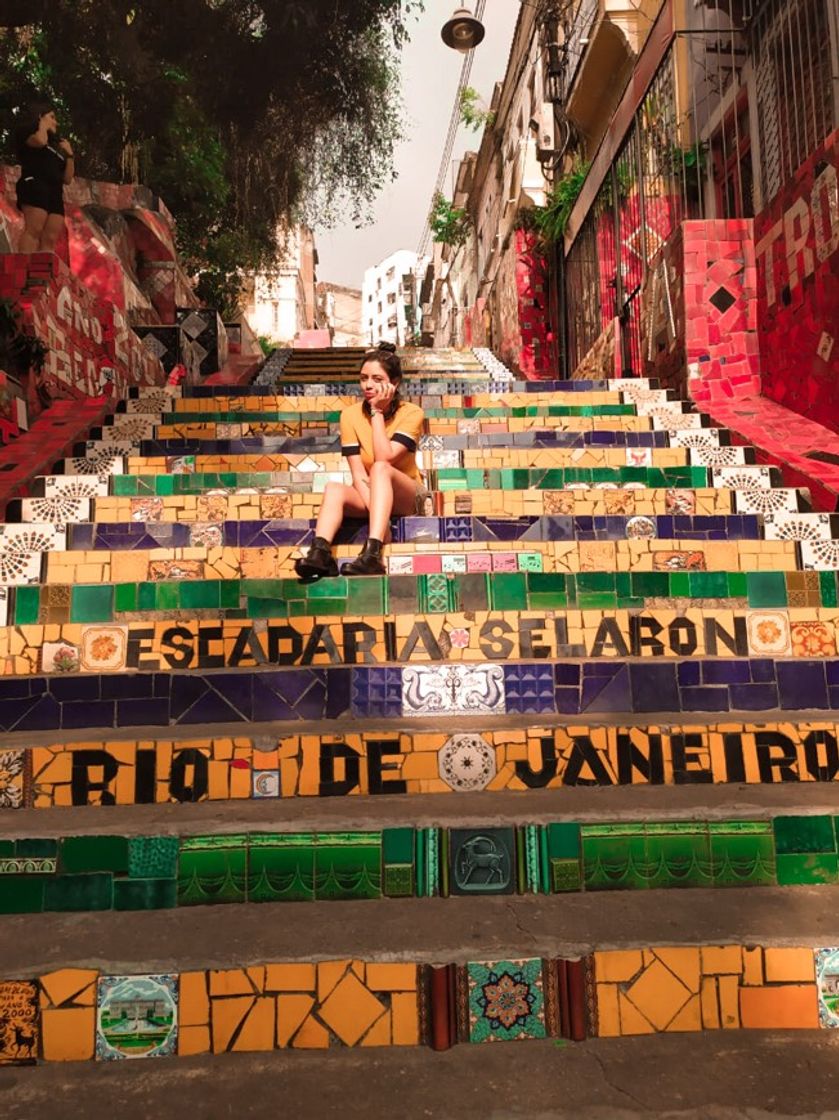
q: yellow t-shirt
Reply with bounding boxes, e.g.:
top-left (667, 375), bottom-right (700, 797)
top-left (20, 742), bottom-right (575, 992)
top-left (340, 400), bottom-right (425, 482)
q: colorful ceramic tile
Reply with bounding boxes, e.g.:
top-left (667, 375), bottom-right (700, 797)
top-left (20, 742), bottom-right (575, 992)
top-left (467, 959), bottom-right (546, 1043)
top-left (816, 948), bottom-right (839, 1028)
top-left (402, 665), bottom-right (506, 716)
top-left (450, 829), bottom-right (516, 895)
top-left (96, 974), bottom-right (178, 1060)
top-left (437, 734), bottom-right (497, 791)
top-left (0, 980), bottom-right (38, 1064)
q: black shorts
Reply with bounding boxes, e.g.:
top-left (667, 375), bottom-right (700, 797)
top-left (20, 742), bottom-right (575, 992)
top-left (16, 176), bottom-right (65, 216)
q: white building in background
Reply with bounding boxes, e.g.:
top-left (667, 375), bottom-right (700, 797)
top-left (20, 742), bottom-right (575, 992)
top-left (242, 226), bottom-right (318, 344)
top-left (317, 282), bottom-right (364, 347)
top-left (361, 250), bottom-right (427, 346)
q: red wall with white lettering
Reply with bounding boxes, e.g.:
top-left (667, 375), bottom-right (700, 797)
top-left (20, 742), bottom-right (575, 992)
top-left (755, 130), bottom-right (839, 429)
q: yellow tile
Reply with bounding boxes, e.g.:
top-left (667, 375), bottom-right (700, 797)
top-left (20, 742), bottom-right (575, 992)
top-left (739, 985), bottom-right (819, 1029)
top-left (763, 948), bottom-right (815, 983)
top-left (211, 995), bottom-right (254, 1053)
top-left (700, 978), bottom-right (720, 1029)
top-left (625, 960), bottom-right (693, 1031)
top-left (654, 949), bottom-right (698, 994)
top-left (665, 994), bottom-right (702, 1033)
top-left (276, 994), bottom-right (315, 1047)
top-left (391, 993), bottom-right (419, 1046)
top-left (718, 974), bottom-right (741, 1029)
top-left (179, 971), bottom-right (209, 1026)
top-left (594, 950), bottom-right (643, 984)
top-left (595, 984), bottom-right (620, 1037)
top-left (265, 963), bottom-right (316, 993)
top-left (317, 972), bottom-right (387, 1047)
top-left (317, 960), bottom-right (351, 1002)
top-left (360, 1011), bottom-right (393, 1047)
top-left (39, 969), bottom-right (98, 1009)
top-left (178, 1025), bottom-right (210, 1056)
top-left (41, 1008), bottom-right (95, 1061)
top-left (209, 969), bottom-right (252, 997)
top-left (617, 992), bottom-right (655, 1036)
top-left (291, 1012), bottom-right (330, 1049)
top-left (231, 996), bottom-right (275, 1052)
top-left (700, 946), bottom-right (743, 976)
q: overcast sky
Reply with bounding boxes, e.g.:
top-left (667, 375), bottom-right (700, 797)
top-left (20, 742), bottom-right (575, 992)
top-left (315, 1), bottom-right (521, 289)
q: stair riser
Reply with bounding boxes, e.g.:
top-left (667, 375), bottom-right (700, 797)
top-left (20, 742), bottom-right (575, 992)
top-left (7, 720), bottom-right (838, 812)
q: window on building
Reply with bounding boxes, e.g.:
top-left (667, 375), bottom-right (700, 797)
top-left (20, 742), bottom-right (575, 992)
top-left (378, 302), bottom-right (383, 313)
top-left (387, 314), bottom-right (398, 329)
top-left (368, 293), bottom-right (373, 302)
top-left (753, 0), bottom-right (836, 203)
top-left (387, 292), bottom-right (397, 305)
top-left (386, 266), bottom-right (396, 281)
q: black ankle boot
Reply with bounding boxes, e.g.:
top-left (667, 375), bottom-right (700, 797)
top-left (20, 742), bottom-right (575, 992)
top-left (294, 537), bottom-right (338, 580)
top-left (340, 538), bottom-right (385, 576)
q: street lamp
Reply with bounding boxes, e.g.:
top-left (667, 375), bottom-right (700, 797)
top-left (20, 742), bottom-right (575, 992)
top-left (441, 6), bottom-right (486, 52)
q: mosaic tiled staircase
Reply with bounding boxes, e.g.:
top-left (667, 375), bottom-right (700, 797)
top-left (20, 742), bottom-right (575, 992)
top-left (2, 346), bottom-right (839, 1067)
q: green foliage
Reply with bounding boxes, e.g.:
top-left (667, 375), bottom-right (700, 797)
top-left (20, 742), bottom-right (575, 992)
top-left (533, 161), bottom-right (591, 243)
top-left (429, 191), bottom-right (469, 247)
top-left (257, 335), bottom-right (274, 357)
top-left (459, 86), bottom-right (495, 133)
top-left (0, 1), bottom-right (423, 312)
top-left (0, 297), bottom-right (47, 375)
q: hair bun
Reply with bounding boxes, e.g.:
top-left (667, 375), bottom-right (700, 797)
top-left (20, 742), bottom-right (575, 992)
top-left (376, 340), bottom-right (397, 353)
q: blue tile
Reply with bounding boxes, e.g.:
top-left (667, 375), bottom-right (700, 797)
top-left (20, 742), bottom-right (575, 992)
top-left (777, 661), bottom-right (829, 710)
top-left (554, 664), bottom-right (581, 686)
top-left (678, 662), bottom-right (700, 685)
top-left (629, 664), bottom-right (680, 712)
top-left (679, 686), bottom-right (730, 712)
top-left (749, 659), bottom-right (776, 683)
top-left (702, 661), bottom-right (750, 684)
top-left (729, 683), bottom-right (779, 710)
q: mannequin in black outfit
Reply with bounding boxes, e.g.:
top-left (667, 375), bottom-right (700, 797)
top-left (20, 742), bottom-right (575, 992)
top-left (15, 100), bottom-right (75, 253)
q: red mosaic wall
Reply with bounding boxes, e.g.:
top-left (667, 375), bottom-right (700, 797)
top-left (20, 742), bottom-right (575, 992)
top-left (755, 129), bottom-right (839, 430)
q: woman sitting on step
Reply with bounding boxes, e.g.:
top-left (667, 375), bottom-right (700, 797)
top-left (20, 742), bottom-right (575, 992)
top-left (294, 342), bottom-right (426, 579)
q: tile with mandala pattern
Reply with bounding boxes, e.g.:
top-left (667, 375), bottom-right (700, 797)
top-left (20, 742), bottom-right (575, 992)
top-left (20, 496), bottom-right (91, 527)
top-left (800, 541), bottom-right (839, 571)
top-left (791, 622), bottom-right (837, 658)
top-left (747, 611), bottom-right (791, 656)
top-left (689, 446), bottom-right (748, 467)
top-left (467, 959), bottom-right (546, 1043)
top-left (711, 465), bottom-right (774, 490)
top-left (763, 513), bottom-right (833, 542)
top-left (43, 475), bottom-right (109, 499)
top-left (734, 488), bottom-right (801, 516)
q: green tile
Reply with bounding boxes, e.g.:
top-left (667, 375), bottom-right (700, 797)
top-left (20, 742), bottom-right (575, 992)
top-left (307, 577), bottom-right (349, 599)
top-left (0, 876), bottom-right (45, 914)
top-left (0, 840), bottom-right (13, 857)
top-left (128, 836), bottom-right (179, 878)
top-left (112, 475), bottom-right (136, 495)
top-left (669, 572), bottom-right (690, 597)
top-left (551, 858), bottom-right (582, 892)
top-left (70, 584), bottom-right (114, 623)
top-left (820, 572), bottom-right (839, 607)
top-left (60, 835), bottom-right (129, 873)
top-left (688, 571), bottom-right (730, 598)
top-left (156, 582), bottom-right (180, 612)
top-left (383, 827), bottom-right (415, 866)
top-left (178, 581), bottom-right (220, 610)
top-left (383, 864), bottom-right (414, 896)
top-left (582, 828), bottom-right (649, 891)
top-left (644, 825), bottom-right (712, 890)
top-left (314, 832), bottom-right (382, 901)
top-left (630, 572), bottom-right (669, 598)
top-left (43, 872), bottom-right (113, 911)
top-left (15, 838), bottom-right (58, 857)
top-left (137, 582), bottom-right (157, 611)
top-left (776, 853), bottom-right (839, 885)
top-left (773, 815), bottom-right (836, 854)
top-left (746, 571), bottom-right (788, 608)
top-left (347, 578), bottom-right (385, 614)
top-left (219, 582), bottom-right (240, 609)
top-left (546, 822), bottom-right (580, 860)
top-left (114, 583), bottom-right (138, 612)
top-left (247, 832), bottom-right (314, 902)
top-left (710, 824), bottom-right (775, 887)
top-left (178, 834), bottom-right (247, 905)
top-left (114, 878), bottom-right (178, 910)
top-left (14, 586), bottom-right (40, 625)
top-left (727, 572), bottom-right (748, 598)
top-left (490, 572), bottom-right (528, 611)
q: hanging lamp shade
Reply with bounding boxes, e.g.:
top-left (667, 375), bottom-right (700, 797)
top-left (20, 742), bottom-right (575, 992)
top-left (441, 7), bottom-right (485, 52)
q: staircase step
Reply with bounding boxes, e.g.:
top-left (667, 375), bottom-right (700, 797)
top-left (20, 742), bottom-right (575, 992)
top-left (6, 716), bottom-right (837, 808)
top-left (41, 538), bottom-right (802, 587)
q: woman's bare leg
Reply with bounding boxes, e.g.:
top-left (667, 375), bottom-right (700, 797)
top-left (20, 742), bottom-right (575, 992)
top-left (19, 206), bottom-right (47, 253)
top-left (367, 461), bottom-right (419, 541)
top-left (314, 481), bottom-right (368, 542)
top-left (39, 213), bottom-right (65, 252)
